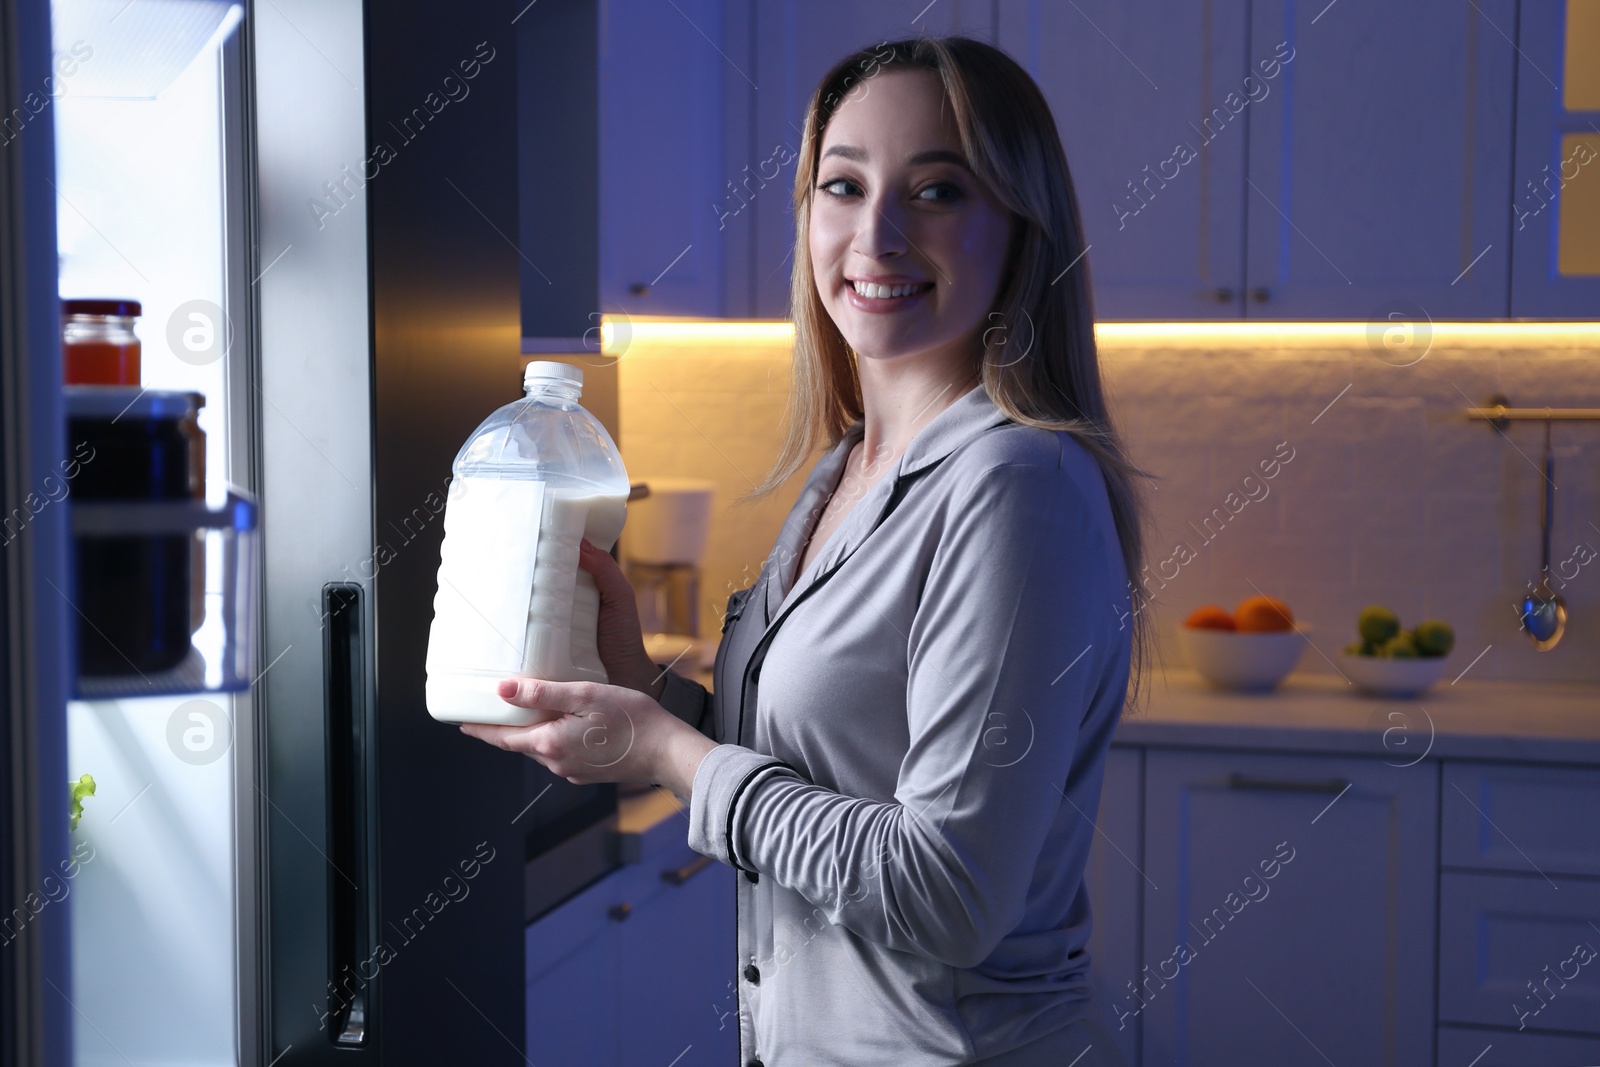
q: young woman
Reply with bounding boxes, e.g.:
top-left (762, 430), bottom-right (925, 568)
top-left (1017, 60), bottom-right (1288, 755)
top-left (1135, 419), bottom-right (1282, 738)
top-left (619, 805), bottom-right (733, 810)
top-left (463, 35), bottom-right (1149, 1067)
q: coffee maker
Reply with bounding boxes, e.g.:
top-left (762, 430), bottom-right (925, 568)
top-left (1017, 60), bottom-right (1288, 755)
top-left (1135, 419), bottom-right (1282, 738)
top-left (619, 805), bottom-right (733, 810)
top-left (624, 478), bottom-right (715, 672)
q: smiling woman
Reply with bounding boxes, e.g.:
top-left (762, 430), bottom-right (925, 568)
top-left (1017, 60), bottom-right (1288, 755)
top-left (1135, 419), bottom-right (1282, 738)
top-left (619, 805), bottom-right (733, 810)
top-left (463, 34), bottom-right (1149, 1067)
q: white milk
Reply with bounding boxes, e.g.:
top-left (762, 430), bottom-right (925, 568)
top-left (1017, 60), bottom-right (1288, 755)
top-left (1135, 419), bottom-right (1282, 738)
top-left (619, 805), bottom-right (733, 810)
top-left (525, 488), bottom-right (627, 684)
top-left (425, 482), bottom-right (627, 725)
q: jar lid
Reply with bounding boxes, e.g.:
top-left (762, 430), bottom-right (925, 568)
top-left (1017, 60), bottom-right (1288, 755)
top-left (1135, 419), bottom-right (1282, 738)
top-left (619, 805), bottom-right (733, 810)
top-left (64, 386), bottom-right (203, 420)
top-left (62, 298), bottom-right (142, 318)
top-left (523, 360), bottom-right (582, 388)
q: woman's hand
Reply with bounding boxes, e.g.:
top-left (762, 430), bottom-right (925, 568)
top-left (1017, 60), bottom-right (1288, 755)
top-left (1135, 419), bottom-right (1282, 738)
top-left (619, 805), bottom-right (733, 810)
top-left (579, 539), bottom-right (667, 700)
top-left (458, 677), bottom-right (716, 796)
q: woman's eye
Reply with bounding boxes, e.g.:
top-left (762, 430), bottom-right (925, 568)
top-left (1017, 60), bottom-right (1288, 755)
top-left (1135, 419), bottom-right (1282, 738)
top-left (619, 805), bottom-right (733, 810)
top-left (918, 182), bottom-right (962, 202)
top-left (818, 178), bottom-right (860, 197)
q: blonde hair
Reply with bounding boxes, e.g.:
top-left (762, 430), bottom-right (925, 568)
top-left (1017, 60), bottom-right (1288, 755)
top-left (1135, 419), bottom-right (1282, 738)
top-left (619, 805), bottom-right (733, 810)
top-left (755, 35), bottom-right (1156, 714)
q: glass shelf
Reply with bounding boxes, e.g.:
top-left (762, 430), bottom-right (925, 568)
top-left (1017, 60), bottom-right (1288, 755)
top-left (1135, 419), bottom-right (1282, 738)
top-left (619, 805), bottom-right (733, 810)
top-left (69, 490), bottom-right (258, 699)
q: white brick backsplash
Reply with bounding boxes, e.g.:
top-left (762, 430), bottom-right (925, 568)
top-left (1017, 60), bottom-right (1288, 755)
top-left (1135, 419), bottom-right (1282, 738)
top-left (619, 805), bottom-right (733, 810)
top-left (617, 332), bottom-right (1600, 683)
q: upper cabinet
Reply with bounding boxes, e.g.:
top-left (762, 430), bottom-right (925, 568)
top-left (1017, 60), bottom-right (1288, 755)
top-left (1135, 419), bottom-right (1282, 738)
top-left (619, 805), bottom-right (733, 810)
top-left (598, 0), bottom-right (728, 318)
top-left (1511, 0), bottom-right (1600, 317)
top-left (1244, 0), bottom-right (1516, 320)
top-left (561, 0), bottom-right (1597, 327)
top-left (997, 0), bottom-right (1250, 320)
top-left (1000, 0), bottom-right (1520, 320)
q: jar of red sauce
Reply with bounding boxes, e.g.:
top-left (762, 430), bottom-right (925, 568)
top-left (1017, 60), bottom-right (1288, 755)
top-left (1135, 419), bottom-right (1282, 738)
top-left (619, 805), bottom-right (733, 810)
top-left (62, 298), bottom-right (141, 385)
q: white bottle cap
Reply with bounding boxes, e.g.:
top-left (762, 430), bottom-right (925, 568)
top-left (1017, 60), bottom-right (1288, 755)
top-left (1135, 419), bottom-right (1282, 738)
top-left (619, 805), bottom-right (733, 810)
top-left (523, 360), bottom-right (583, 389)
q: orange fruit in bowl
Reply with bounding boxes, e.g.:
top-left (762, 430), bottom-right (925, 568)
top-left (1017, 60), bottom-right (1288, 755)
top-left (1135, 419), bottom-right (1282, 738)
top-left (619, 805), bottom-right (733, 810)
top-left (1235, 595), bottom-right (1295, 632)
top-left (1184, 605), bottom-right (1237, 630)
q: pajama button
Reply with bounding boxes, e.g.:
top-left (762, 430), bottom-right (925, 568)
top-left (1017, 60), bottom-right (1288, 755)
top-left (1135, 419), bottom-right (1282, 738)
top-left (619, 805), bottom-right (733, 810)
top-left (744, 963), bottom-right (761, 984)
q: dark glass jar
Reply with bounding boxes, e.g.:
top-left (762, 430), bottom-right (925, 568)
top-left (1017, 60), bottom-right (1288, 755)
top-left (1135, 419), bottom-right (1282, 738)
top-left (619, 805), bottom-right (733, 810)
top-left (65, 388), bottom-right (204, 676)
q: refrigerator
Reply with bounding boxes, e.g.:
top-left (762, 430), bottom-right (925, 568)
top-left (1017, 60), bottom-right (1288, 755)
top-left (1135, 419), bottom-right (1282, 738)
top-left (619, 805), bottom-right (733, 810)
top-left (1, 0), bottom-right (607, 1061)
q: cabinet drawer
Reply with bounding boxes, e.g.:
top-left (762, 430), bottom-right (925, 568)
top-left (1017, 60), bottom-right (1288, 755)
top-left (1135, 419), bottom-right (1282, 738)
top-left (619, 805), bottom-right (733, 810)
top-left (1442, 763), bottom-right (1600, 878)
top-left (1439, 872), bottom-right (1600, 1035)
top-left (1438, 1025), bottom-right (1600, 1064)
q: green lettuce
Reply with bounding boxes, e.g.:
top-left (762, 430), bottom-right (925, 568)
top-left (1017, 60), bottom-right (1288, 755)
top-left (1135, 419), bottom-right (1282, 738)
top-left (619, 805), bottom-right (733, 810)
top-left (68, 774), bottom-right (96, 831)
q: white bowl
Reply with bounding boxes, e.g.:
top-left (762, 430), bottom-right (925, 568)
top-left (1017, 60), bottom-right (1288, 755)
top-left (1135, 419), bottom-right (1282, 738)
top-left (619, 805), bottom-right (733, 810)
top-left (1338, 651), bottom-right (1449, 697)
top-left (1180, 626), bottom-right (1307, 692)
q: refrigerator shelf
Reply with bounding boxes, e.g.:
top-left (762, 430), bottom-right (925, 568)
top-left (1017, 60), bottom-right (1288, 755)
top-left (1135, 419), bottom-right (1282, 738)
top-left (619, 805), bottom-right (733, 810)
top-left (68, 490), bottom-right (259, 699)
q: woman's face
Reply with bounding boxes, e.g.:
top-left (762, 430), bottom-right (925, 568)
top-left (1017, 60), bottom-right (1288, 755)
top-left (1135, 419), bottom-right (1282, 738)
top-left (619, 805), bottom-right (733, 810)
top-left (809, 67), bottom-right (1014, 372)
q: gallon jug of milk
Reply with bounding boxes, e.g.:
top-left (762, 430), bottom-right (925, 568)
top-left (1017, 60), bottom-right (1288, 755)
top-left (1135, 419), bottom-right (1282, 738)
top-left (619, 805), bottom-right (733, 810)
top-left (425, 361), bottom-right (629, 725)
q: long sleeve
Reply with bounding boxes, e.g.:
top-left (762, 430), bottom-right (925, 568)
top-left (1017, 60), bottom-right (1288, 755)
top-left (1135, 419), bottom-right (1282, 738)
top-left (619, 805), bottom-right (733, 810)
top-left (656, 667), bottom-right (714, 737)
top-left (686, 456), bottom-right (1127, 970)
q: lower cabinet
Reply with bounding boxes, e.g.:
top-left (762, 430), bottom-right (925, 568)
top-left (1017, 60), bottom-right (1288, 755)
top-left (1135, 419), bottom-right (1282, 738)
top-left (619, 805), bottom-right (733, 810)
top-left (526, 840), bottom-right (736, 1066)
top-left (1436, 761), bottom-right (1600, 1055)
top-left (1438, 872), bottom-right (1600, 1037)
top-left (1124, 748), bottom-right (1439, 1066)
top-left (1437, 1025), bottom-right (1600, 1064)
top-left (1084, 747), bottom-right (1144, 1066)
top-left (525, 870), bottom-right (621, 1066)
top-left (615, 856), bottom-right (738, 1065)
top-left (1090, 744), bottom-right (1600, 1067)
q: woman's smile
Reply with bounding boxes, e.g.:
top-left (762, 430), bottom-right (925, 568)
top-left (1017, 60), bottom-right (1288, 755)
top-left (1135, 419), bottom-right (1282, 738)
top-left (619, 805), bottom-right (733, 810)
top-left (845, 274), bottom-right (935, 313)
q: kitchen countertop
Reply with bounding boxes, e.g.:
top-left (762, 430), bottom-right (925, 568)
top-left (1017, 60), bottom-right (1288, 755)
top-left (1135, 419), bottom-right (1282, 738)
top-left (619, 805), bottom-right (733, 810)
top-left (1121, 667), bottom-right (1600, 765)
top-left (679, 659), bottom-right (1598, 765)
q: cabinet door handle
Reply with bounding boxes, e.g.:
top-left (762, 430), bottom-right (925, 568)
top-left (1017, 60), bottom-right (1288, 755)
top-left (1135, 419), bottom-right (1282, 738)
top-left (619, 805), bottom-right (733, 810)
top-left (1226, 772), bottom-right (1349, 794)
top-left (628, 282), bottom-right (650, 297)
top-left (608, 901), bottom-right (634, 922)
top-left (1250, 286), bottom-right (1271, 303)
top-left (662, 854), bottom-right (714, 887)
top-left (1209, 287), bottom-right (1235, 303)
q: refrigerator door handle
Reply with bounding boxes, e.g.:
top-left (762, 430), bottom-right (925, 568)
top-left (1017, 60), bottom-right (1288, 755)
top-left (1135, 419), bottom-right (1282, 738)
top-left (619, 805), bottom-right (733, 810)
top-left (323, 583), bottom-right (373, 1046)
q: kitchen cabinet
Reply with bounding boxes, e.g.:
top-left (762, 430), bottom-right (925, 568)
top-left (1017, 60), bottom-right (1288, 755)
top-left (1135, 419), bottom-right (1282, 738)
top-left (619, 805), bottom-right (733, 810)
top-left (580, 0), bottom-right (1596, 326)
top-left (1441, 762), bottom-right (1600, 879)
top-left (517, 0), bottom-right (732, 333)
top-left (525, 810), bottom-right (736, 1065)
top-left (996, 0), bottom-right (1249, 320)
top-left (525, 870), bottom-right (620, 1066)
top-left (598, 0), bottom-right (730, 319)
top-left (1436, 761), bottom-right (1600, 1050)
top-left (1136, 750), bottom-right (1438, 1065)
top-left (1000, 0), bottom-right (1519, 320)
top-left (1437, 1025), bottom-right (1600, 1064)
top-left (1089, 674), bottom-right (1600, 1067)
top-left (614, 856), bottom-right (738, 1066)
top-left (1083, 747), bottom-right (1143, 1066)
top-left (1242, 0), bottom-right (1515, 319)
top-left (1510, 0), bottom-right (1600, 317)
top-left (744, 0), bottom-right (998, 318)
top-left (1438, 871), bottom-right (1600, 1036)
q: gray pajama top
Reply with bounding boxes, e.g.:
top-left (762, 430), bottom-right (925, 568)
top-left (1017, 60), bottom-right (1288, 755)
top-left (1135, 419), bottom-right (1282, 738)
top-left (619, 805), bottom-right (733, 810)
top-left (657, 382), bottom-right (1132, 1065)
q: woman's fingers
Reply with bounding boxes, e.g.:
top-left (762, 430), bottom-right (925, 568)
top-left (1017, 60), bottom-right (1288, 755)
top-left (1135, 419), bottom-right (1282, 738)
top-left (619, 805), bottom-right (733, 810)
top-left (495, 676), bottom-right (592, 712)
top-left (576, 540), bottom-right (659, 695)
top-left (461, 684), bottom-right (646, 785)
top-left (578, 539), bottom-right (636, 607)
top-left (458, 720), bottom-right (541, 751)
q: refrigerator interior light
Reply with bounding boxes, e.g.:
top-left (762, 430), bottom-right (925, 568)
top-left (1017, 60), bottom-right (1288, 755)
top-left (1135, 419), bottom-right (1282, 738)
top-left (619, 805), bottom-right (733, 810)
top-left (51, 0), bottom-right (241, 99)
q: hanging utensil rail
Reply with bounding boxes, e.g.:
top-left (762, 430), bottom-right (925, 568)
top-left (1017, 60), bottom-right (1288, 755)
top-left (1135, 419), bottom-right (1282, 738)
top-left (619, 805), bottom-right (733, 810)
top-left (1464, 393), bottom-right (1600, 428)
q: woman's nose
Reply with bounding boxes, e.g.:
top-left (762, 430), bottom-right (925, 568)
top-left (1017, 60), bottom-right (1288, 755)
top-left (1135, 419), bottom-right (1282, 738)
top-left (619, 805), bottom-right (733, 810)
top-left (852, 192), bottom-right (910, 260)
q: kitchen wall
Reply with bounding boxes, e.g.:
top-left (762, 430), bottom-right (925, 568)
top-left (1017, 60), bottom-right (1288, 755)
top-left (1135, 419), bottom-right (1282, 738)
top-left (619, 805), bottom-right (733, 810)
top-left (616, 322), bottom-right (1600, 685)
top-left (614, 323), bottom-right (806, 642)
